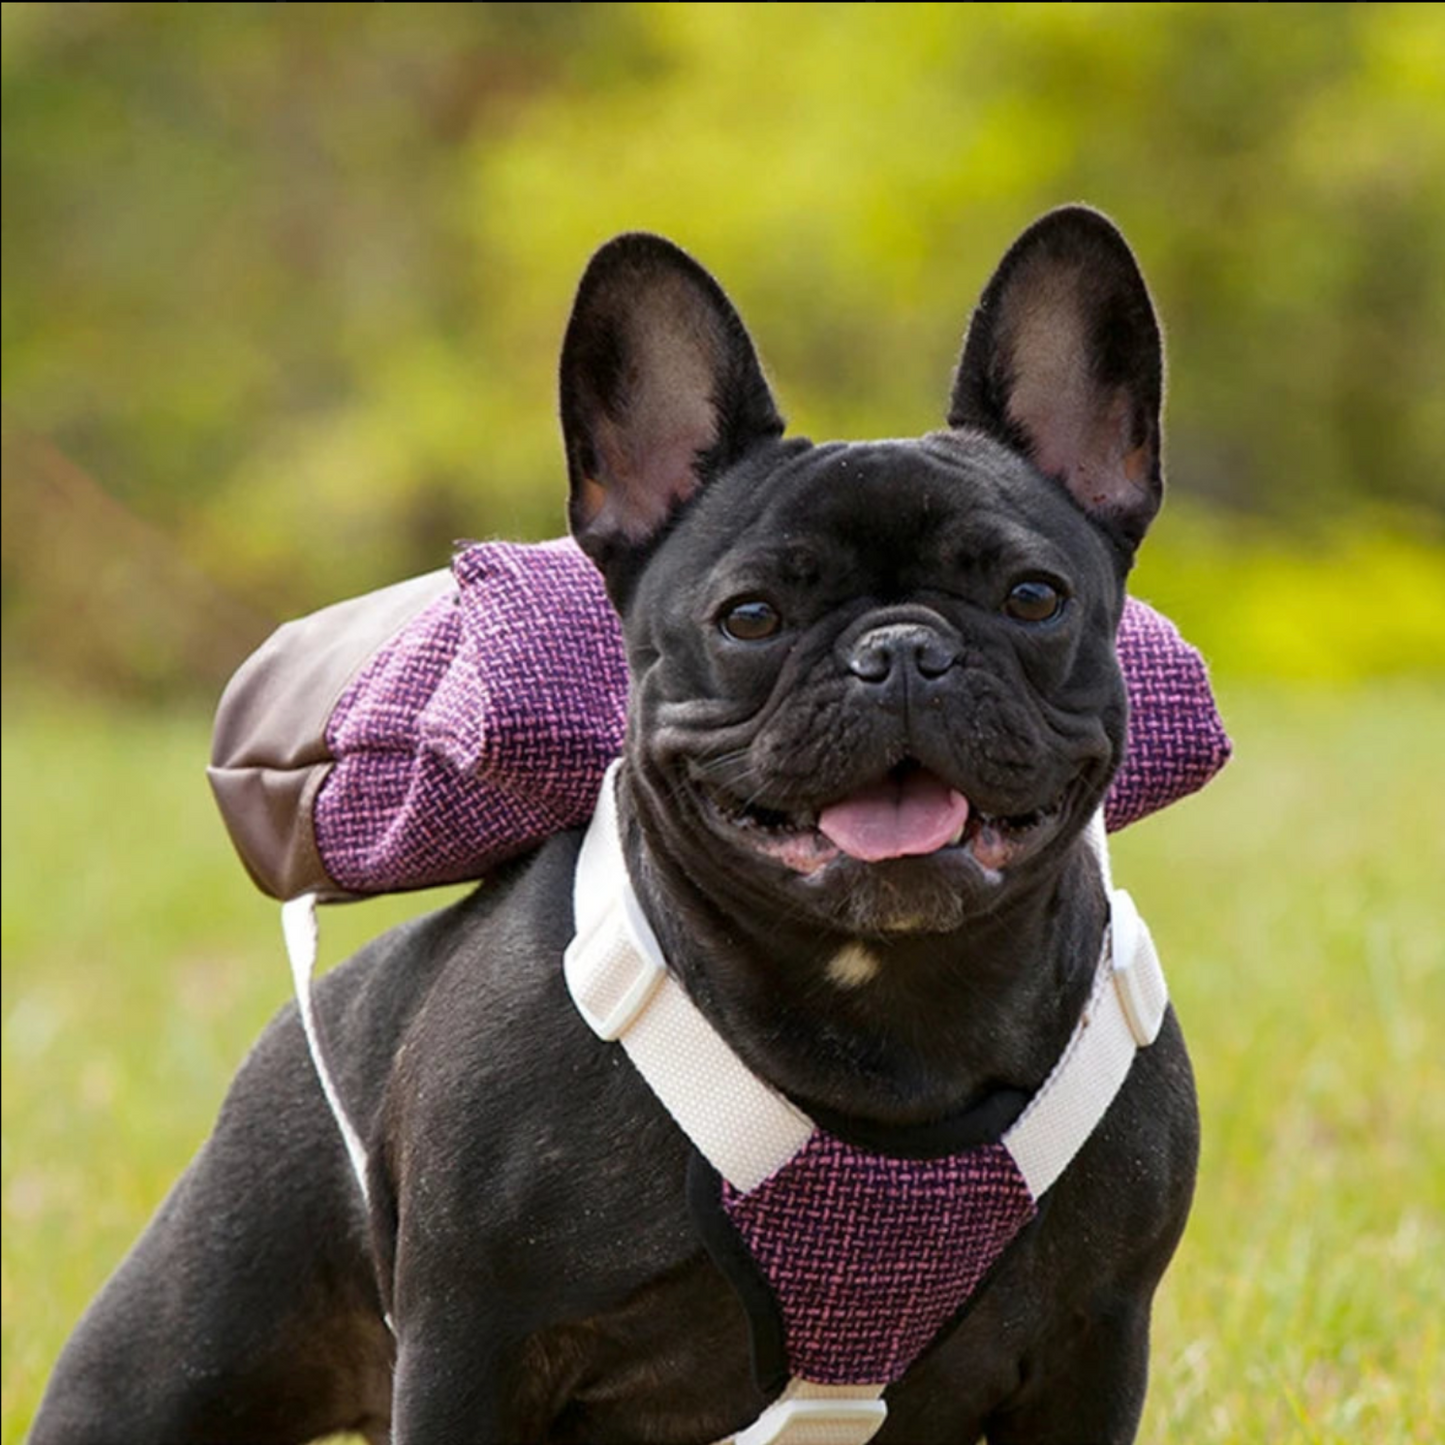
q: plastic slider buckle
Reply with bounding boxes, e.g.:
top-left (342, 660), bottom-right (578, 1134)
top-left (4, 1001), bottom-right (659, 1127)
top-left (563, 896), bottom-right (666, 1043)
top-left (734, 1396), bottom-right (888, 1445)
top-left (1109, 889), bottom-right (1168, 1047)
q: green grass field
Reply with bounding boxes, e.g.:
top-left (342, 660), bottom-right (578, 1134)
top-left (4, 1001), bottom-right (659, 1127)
top-left (3, 683), bottom-right (1442, 1442)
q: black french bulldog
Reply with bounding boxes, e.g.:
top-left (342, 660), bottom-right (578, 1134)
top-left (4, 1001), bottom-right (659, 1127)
top-left (33, 207), bottom-right (1198, 1444)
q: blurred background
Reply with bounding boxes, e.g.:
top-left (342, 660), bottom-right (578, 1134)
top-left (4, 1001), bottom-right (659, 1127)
top-left (3, 4), bottom-right (1441, 1441)
top-left (3, 0), bottom-right (1443, 693)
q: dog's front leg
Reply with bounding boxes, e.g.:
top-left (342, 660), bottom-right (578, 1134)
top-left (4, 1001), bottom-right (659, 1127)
top-left (980, 1293), bottom-right (1153, 1445)
top-left (390, 1309), bottom-right (538, 1445)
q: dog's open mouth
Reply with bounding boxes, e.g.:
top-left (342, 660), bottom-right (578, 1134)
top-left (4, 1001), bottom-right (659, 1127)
top-left (701, 760), bottom-right (1067, 881)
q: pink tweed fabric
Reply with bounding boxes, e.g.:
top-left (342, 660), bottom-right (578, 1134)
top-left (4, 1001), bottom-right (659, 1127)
top-left (315, 540), bottom-right (627, 893)
top-left (721, 1132), bottom-right (1037, 1385)
top-left (314, 538), bottom-right (1229, 893)
top-left (1106, 600), bottom-right (1232, 830)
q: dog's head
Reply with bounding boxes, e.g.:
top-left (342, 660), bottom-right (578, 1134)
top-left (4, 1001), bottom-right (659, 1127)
top-left (561, 207), bottom-right (1162, 939)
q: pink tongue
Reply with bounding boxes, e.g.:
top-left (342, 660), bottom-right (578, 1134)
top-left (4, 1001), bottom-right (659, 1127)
top-left (818, 770), bottom-right (970, 863)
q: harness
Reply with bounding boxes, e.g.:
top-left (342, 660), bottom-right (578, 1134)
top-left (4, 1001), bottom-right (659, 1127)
top-left (564, 763), bottom-right (1169, 1445)
top-left (285, 763), bottom-right (1168, 1445)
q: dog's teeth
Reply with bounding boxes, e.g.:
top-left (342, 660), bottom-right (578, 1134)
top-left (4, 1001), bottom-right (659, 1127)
top-left (947, 822), bottom-right (967, 847)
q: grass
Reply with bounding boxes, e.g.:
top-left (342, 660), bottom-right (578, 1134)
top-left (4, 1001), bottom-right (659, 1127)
top-left (3, 681), bottom-right (1442, 1442)
top-left (1111, 684), bottom-right (1444, 1443)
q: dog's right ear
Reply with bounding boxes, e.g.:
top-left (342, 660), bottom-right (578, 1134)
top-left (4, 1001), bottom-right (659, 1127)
top-left (560, 234), bottom-right (784, 596)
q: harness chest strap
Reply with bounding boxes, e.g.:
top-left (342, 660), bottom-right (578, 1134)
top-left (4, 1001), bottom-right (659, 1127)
top-left (564, 763), bottom-right (1168, 1445)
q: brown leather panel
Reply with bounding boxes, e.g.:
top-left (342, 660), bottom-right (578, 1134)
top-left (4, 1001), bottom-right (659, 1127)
top-left (206, 762), bottom-right (337, 900)
top-left (208, 568), bottom-right (455, 897)
top-left (210, 568), bottom-right (454, 771)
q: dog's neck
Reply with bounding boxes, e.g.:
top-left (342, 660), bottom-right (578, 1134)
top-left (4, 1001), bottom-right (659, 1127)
top-left (618, 770), bottom-right (1109, 1129)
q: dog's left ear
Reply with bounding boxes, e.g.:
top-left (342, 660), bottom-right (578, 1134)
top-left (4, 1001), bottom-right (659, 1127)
top-left (560, 233), bottom-right (784, 592)
top-left (949, 206), bottom-right (1164, 553)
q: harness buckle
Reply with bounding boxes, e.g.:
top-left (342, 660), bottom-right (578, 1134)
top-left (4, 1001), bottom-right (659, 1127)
top-left (732, 1393), bottom-right (888, 1445)
top-left (564, 893), bottom-right (667, 1041)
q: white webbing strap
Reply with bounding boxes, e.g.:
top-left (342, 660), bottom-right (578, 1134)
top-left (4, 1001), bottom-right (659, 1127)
top-left (282, 892), bottom-right (372, 1206)
top-left (566, 762), bottom-right (814, 1193)
top-left (1086, 806), bottom-right (1114, 894)
top-left (1002, 884), bottom-right (1167, 1197)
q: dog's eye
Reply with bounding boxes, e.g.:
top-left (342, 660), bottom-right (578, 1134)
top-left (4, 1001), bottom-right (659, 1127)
top-left (720, 599), bottom-right (782, 642)
top-left (1003, 580), bottom-right (1065, 623)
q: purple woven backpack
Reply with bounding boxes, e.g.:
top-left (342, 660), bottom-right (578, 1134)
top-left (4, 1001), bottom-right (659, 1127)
top-left (209, 537), bottom-right (1230, 903)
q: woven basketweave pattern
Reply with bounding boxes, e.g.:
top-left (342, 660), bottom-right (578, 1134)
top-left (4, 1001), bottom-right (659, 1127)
top-left (313, 537), bottom-right (1228, 893)
top-left (1107, 597), bottom-right (1232, 830)
top-left (721, 1132), bottom-right (1037, 1384)
top-left (315, 539), bottom-right (626, 892)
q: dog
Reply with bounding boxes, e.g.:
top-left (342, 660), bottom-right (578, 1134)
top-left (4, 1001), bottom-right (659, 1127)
top-left (33, 207), bottom-right (1198, 1444)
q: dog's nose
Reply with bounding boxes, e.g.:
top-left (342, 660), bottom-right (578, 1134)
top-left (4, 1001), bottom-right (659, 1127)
top-left (847, 624), bottom-right (959, 683)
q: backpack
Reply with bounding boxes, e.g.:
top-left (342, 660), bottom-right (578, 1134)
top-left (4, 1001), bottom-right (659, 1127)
top-left (208, 537), bottom-right (1231, 904)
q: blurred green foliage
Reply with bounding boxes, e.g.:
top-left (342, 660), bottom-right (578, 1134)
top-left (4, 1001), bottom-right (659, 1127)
top-left (3, 1), bottom-right (1443, 695)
